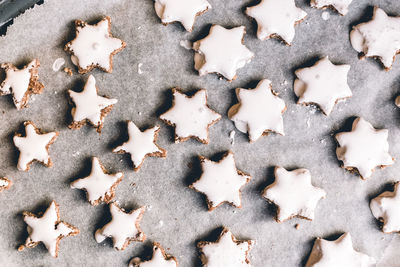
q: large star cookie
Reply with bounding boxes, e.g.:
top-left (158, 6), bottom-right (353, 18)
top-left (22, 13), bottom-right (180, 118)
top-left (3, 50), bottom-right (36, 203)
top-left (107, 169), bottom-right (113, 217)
top-left (306, 233), bottom-right (376, 267)
top-left (70, 157), bottom-right (123, 206)
top-left (190, 152), bottom-right (251, 210)
top-left (310, 0), bottom-right (353, 15)
top-left (246, 0), bottom-right (307, 45)
top-left (0, 177), bottom-right (12, 192)
top-left (113, 121), bottom-right (166, 171)
top-left (350, 7), bottom-right (400, 70)
top-left (294, 56), bottom-right (352, 115)
top-left (129, 242), bottom-right (178, 267)
top-left (193, 25), bottom-right (254, 81)
top-left (154, 0), bottom-right (211, 32)
top-left (228, 79), bottom-right (286, 142)
top-left (0, 59), bottom-right (44, 110)
top-left (263, 167), bottom-right (326, 222)
top-left (197, 227), bottom-right (253, 267)
top-left (18, 201), bottom-right (79, 258)
top-left (68, 75), bottom-right (117, 133)
top-left (335, 117), bottom-right (394, 179)
top-left (370, 182), bottom-right (400, 233)
top-left (160, 88), bottom-right (221, 144)
top-left (95, 202), bottom-right (146, 250)
top-left (13, 121), bottom-right (59, 171)
top-left (65, 16), bottom-right (126, 74)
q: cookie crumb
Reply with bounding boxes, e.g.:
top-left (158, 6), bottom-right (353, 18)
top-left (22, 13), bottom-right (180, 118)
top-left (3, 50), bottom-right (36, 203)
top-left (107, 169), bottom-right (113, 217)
top-left (138, 63), bottom-right (143, 74)
top-left (179, 40), bottom-right (192, 50)
top-left (395, 96), bottom-right (400, 107)
top-left (229, 130), bottom-right (236, 145)
top-left (63, 67), bottom-right (73, 76)
top-left (321, 11), bottom-right (330, 21)
top-left (52, 58), bottom-right (65, 72)
top-left (295, 224), bottom-right (300, 230)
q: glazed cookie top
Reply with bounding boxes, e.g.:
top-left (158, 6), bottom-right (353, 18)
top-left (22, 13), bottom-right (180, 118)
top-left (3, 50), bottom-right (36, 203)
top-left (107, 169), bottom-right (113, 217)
top-left (294, 56), bottom-right (352, 115)
top-left (306, 233), bottom-right (376, 267)
top-left (263, 167), bottom-right (326, 222)
top-left (335, 117), bottom-right (394, 179)
top-left (228, 79), bottom-right (286, 142)
top-left (129, 243), bottom-right (178, 267)
top-left (246, 0), bottom-right (307, 44)
top-left (193, 25), bottom-right (254, 81)
top-left (310, 0), bottom-right (353, 15)
top-left (350, 7), bottom-right (400, 70)
top-left (154, 0), bottom-right (211, 31)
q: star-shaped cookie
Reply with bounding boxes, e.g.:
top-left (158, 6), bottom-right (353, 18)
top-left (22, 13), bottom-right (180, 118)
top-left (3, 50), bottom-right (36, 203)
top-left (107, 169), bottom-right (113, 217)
top-left (350, 7), bottom-right (400, 70)
top-left (370, 182), bottom-right (400, 233)
top-left (68, 75), bottom-right (118, 133)
top-left (262, 167), bottom-right (326, 222)
top-left (197, 227), bottom-right (253, 267)
top-left (65, 16), bottom-right (126, 74)
top-left (70, 157), bottom-right (123, 206)
top-left (18, 201), bottom-right (79, 258)
top-left (154, 0), bottom-right (211, 32)
top-left (113, 121), bottom-right (166, 171)
top-left (193, 25), bottom-right (254, 81)
top-left (160, 88), bottom-right (221, 144)
top-left (0, 177), bottom-right (12, 192)
top-left (335, 117), bottom-right (394, 179)
top-left (0, 59), bottom-right (44, 110)
top-left (228, 79), bottom-right (286, 142)
top-left (13, 121), bottom-right (59, 172)
top-left (294, 56), bottom-right (352, 115)
top-left (129, 242), bottom-right (178, 267)
top-left (190, 152), bottom-right (251, 210)
top-left (95, 202), bottom-right (146, 250)
top-left (311, 0), bottom-right (353, 15)
top-left (246, 0), bottom-right (307, 45)
top-left (306, 233), bottom-right (376, 267)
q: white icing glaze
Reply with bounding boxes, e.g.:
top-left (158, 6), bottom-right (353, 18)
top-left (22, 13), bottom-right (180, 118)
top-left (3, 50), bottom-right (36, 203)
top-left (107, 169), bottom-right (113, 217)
top-left (52, 58), bottom-right (65, 72)
top-left (350, 7), bottom-right (400, 69)
top-left (246, 0), bottom-right (307, 44)
top-left (311, 0), bottom-right (353, 15)
top-left (130, 244), bottom-right (178, 267)
top-left (13, 123), bottom-right (57, 171)
top-left (200, 229), bottom-right (253, 267)
top-left (263, 167), bottom-right (326, 222)
top-left (294, 56), bottom-right (352, 115)
top-left (66, 17), bottom-right (125, 72)
top-left (335, 117), bottom-right (394, 179)
top-left (69, 75), bottom-right (117, 127)
top-left (160, 89), bottom-right (221, 143)
top-left (306, 233), bottom-right (376, 267)
top-left (70, 157), bottom-right (123, 205)
top-left (0, 59), bottom-right (38, 109)
top-left (193, 25), bottom-right (254, 81)
top-left (95, 203), bottom-right (145, 250)
top-left (370, 182), bottom-right (400, 233)
top-left (23, 201), bottom-right (77, 257)
top-left (228, 79), bottom-right (286, 142)
top-left (113, 121), bottom-right (164, 170)
top-left (154, 0), bottom-right (211, 31)
top-left (191, 152), bottom-right (250, 209)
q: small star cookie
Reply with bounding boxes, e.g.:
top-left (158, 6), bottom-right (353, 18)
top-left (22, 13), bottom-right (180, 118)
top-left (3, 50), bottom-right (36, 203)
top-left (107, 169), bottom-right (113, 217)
top-left (0, 59), bottom-right (44, 110)
top-left (160, 88), bottom-right (221, 144)
top-left (197, 227), bottom-right (253, 267)
top-left (13, 121), bottom-right (59, 172)
top-left (228, 79), bottom-right (286, 142)
top-left (310, 0), bottom-right (353, 15)
top-left (65, 16), bottom-right (126, 74)
top-left (190, 152), bottom-right (251, 210)
top-left (68, 75), bottom-right (118, 133)
top-left (294, 56), bottom-right (352, 115)
top-left (154, 0), bottom-right (211, 32)
top-left (335, 117), bottom-right (394, 179)
top-left (245, 0), bottom-right (307, 45)
top-left (193, 25), bottom-right (254, 81)
top-left (129, 242), bottom-right (179, 267)
top-left (18, 201), bottom-right (79, 258)
top-left (0, 177), bottom-right (12, 192)
top-left (350, 7), bottom-right (400, 70)
top-left (262, 167), bottom-right (326, 222)
top-left (306, 233), bottom-right (376, 267)
top-left (113, 121), bottom-right (166, 171)
top-left (95, 202), bottom-right (146, 250)
top-left (370, 182), bottom-right (400, 233)
top-left (70, 157), bottom-right (123, 206)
